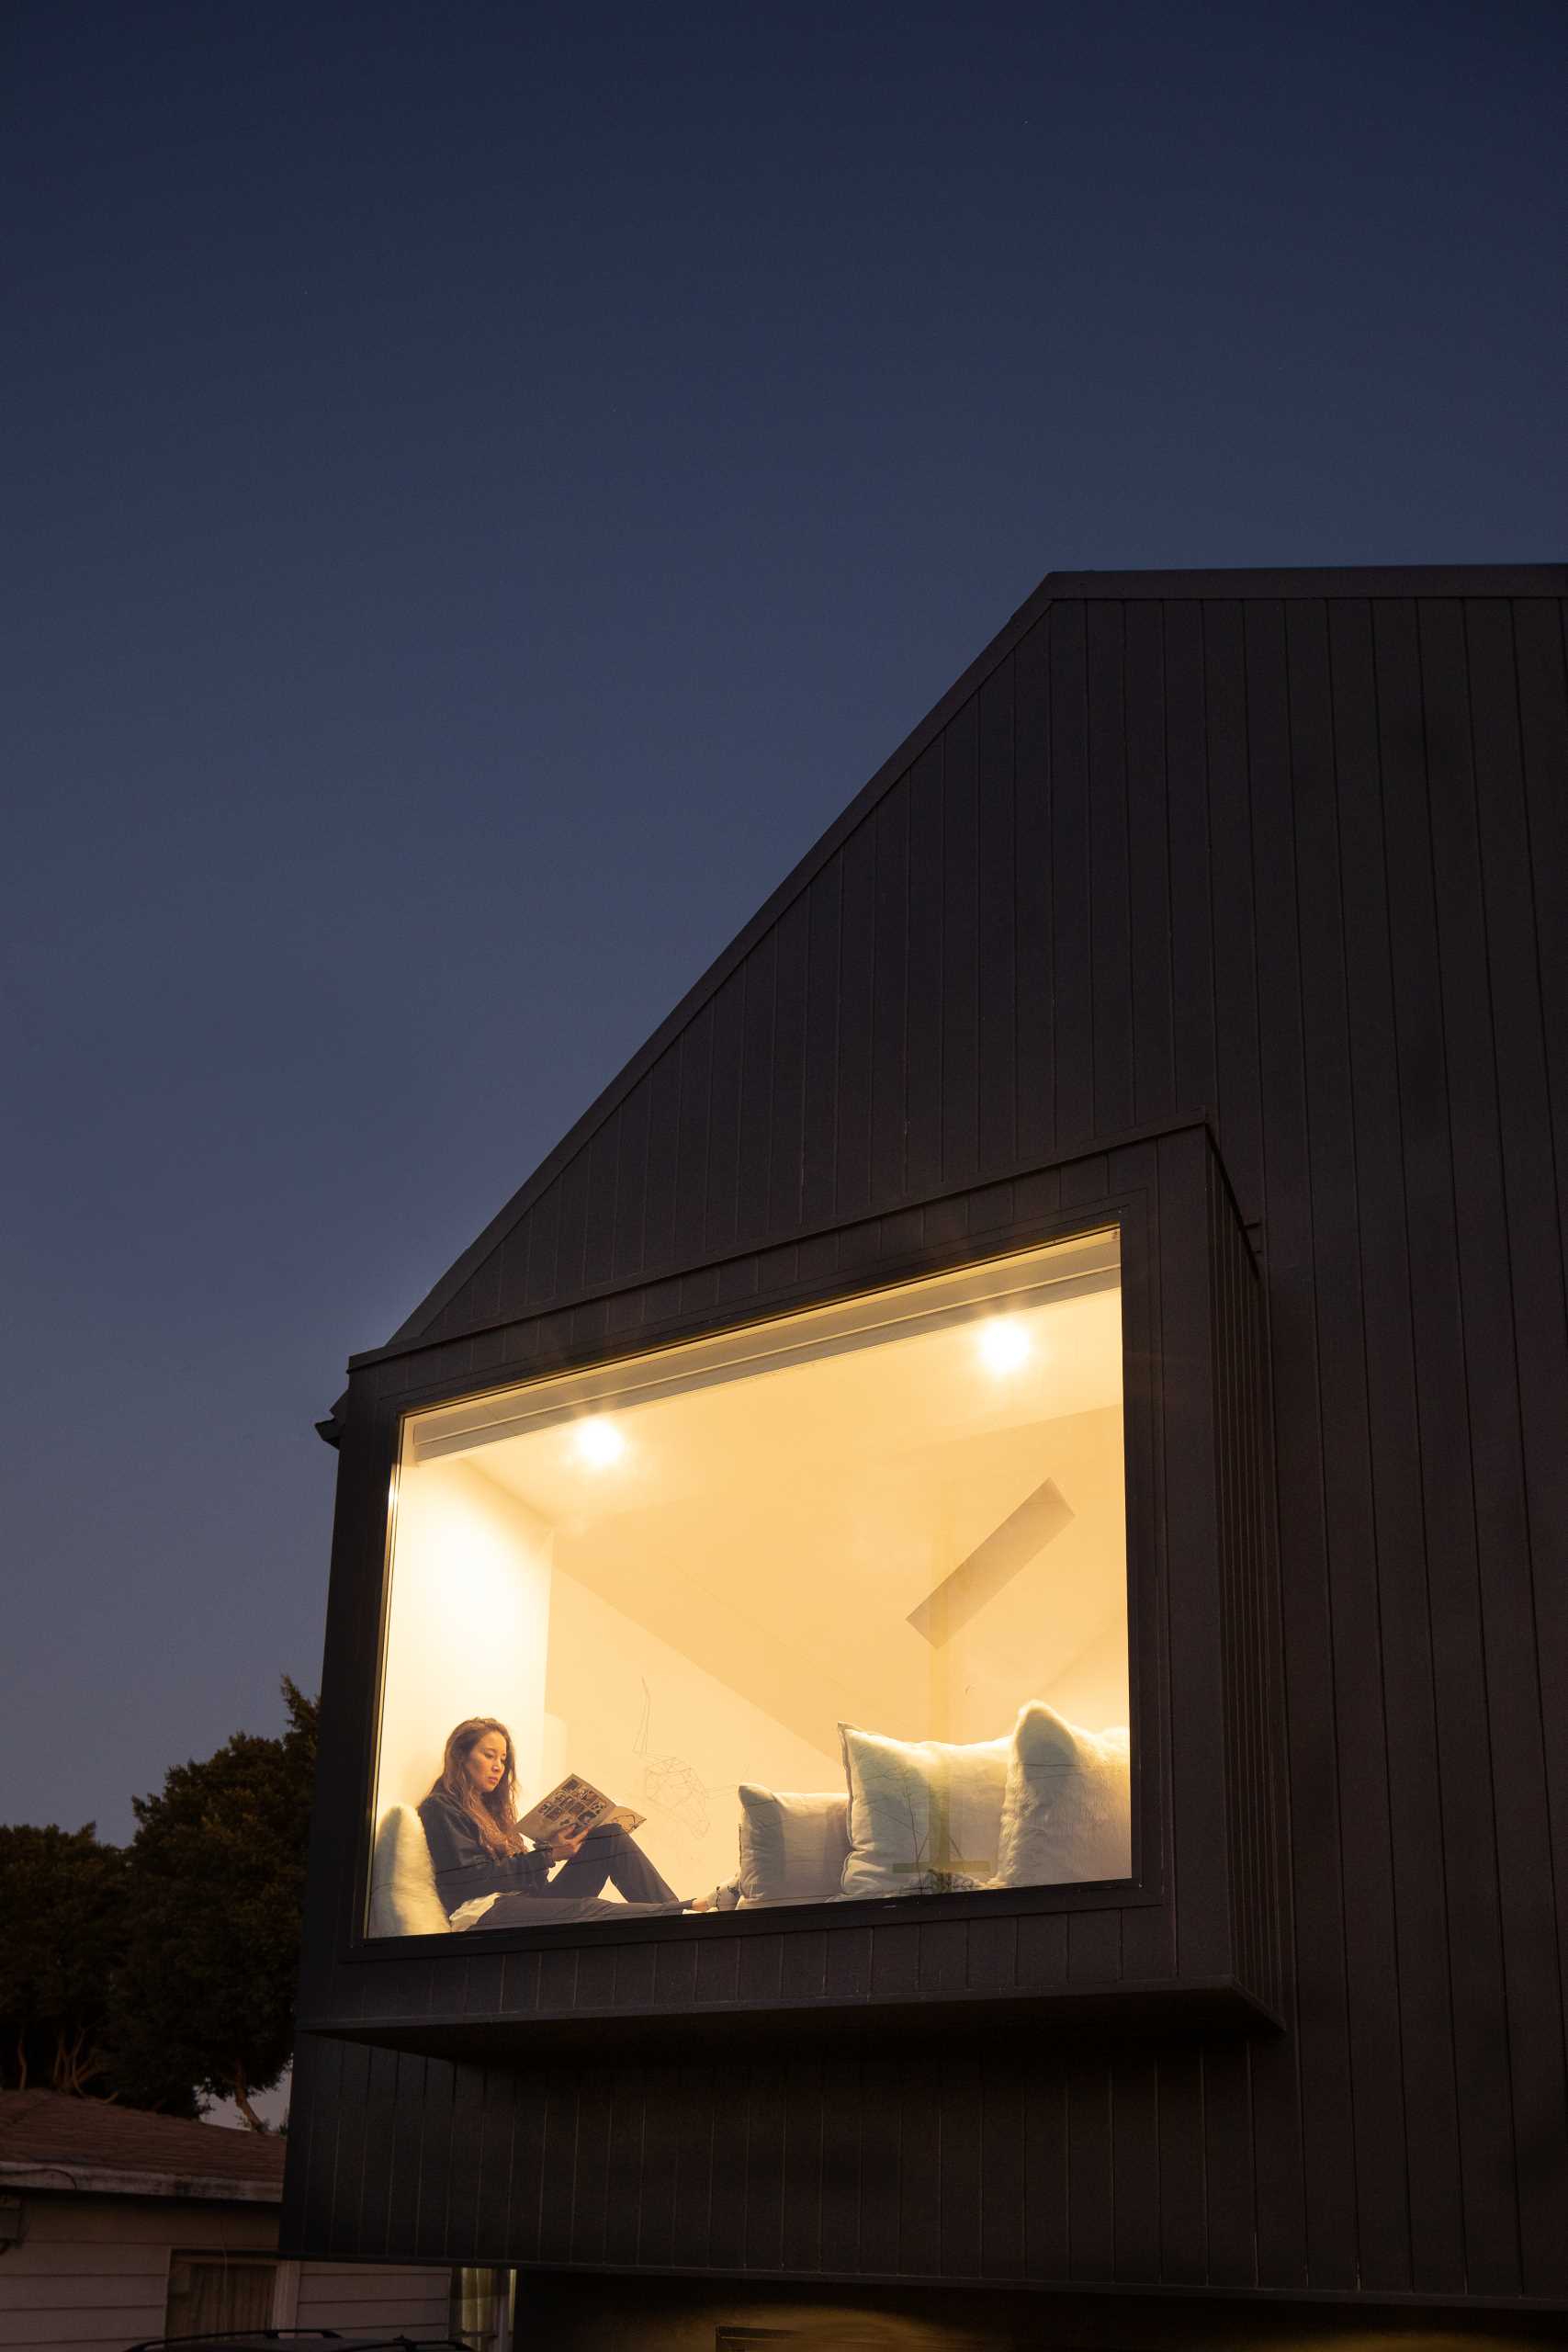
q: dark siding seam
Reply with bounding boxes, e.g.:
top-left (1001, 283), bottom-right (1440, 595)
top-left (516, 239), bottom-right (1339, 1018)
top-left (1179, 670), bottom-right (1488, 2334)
top-left (1371, 601), bottom-right (1467, 2292)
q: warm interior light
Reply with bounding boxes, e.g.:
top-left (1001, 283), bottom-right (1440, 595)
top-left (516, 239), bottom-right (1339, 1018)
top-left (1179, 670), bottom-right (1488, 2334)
top-left (574, 1416), bottom-right (626, 1467)
top-left (377, 1235), bottom-right (1130, 1928)
top-left (977, 1318), bottom-right (1032, 1374)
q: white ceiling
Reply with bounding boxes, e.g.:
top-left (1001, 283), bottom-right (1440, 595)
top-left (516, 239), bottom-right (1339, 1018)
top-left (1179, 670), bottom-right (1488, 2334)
top-left (462, 1285), bottom-right (1128, 1752)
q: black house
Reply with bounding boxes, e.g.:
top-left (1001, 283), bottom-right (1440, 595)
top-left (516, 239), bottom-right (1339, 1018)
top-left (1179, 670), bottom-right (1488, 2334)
top-left (283, 563), bottom-right (1568, 2348)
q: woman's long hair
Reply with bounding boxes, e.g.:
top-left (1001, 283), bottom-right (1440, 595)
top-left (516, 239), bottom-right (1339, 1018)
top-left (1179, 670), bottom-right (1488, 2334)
top-left (428, 1717), bottom-right (525, 1856)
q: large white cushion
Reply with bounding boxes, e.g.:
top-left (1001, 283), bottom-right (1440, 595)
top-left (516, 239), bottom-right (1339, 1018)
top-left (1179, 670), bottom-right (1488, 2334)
top-left (838, 1724), bottom-right (1010, 1899)
top-left (993, 1704), bottom-right (1131, 1887)
top-left (368, 1804), bottom-right (455, 1938)
top-left (735, 1785), bottom-right (850, 1905)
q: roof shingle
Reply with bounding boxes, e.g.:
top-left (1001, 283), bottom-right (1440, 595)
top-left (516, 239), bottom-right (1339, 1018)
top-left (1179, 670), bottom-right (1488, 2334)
top-left (0, 2088), bottom-right (285, 2191)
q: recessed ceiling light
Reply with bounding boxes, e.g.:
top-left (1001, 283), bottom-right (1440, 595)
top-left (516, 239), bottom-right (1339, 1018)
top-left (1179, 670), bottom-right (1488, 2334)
top-left (977, 1318), bottom-right (1031, 1374)
top-left (574, 1416), bottom-right (626, 1467)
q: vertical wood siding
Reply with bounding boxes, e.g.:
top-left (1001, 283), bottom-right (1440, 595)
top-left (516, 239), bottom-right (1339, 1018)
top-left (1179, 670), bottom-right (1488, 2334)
top-left (1208, 1148), bottom-right (1282, 2030)
top-left (291, 587), bottom-right (1568, 2310)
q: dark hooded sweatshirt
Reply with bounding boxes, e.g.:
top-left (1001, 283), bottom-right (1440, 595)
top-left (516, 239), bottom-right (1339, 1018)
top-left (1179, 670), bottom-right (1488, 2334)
top-left (417, 1787), bottom-right (555, 1916)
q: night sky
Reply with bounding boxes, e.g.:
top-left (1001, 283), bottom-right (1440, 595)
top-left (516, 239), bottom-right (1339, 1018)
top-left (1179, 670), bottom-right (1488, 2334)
top-left (6, 0), bottom-right (1564, 1850)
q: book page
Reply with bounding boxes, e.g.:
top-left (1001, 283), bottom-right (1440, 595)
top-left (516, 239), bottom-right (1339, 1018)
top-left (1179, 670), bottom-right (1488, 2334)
top-left (517, 1773), bottom-right (646, 1844)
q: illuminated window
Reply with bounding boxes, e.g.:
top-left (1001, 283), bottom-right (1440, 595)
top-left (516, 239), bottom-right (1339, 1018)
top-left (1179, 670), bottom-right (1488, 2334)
top-left (367, 1227), bottom-right (1130, 1936)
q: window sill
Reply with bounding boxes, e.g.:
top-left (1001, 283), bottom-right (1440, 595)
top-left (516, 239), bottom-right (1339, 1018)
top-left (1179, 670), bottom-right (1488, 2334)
top-left (301, 1974), bottom-right (1281, 2064)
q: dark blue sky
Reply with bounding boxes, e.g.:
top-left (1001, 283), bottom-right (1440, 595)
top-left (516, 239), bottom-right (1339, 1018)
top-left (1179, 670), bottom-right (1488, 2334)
top-left (6, 0), bottom-right (1564, 1845)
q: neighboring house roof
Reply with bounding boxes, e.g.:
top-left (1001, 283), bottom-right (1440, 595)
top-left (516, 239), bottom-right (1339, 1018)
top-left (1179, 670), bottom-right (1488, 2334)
top-left (0, 2088), bottom-right (285, 2203)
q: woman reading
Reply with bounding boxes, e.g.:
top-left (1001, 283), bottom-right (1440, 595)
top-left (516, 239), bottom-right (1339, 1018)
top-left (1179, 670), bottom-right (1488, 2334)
top-left (419, 1716), bottom-right (706, 1927)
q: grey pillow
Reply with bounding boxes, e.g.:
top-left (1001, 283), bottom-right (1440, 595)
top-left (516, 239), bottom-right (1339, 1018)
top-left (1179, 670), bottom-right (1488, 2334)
top-left (838, 1723), bottom-right (1010, 1899)
top-left (735, 1783), bottom-right (851, 1905)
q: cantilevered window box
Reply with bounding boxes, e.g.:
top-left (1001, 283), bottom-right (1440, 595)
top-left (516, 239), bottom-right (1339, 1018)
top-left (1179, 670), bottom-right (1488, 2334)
top-left (298, 1119), bottom-right (1284, 2065)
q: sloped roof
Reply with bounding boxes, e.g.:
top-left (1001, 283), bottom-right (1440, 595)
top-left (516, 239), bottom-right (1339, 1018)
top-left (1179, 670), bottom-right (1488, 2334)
top-left (330, 558), bottom-right (1565, 1410)
top-left (0, 2088), bottom-right (285, 2200)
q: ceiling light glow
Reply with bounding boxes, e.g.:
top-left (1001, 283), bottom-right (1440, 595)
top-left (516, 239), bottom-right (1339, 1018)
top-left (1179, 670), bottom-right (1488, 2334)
top-left (574, 1416), bottom-right (626, 1467)
top-left (977, 1318), bottom-right (1032, 1375)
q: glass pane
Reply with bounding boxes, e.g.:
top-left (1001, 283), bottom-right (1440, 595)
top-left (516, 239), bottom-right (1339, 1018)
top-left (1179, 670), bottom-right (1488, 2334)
top-left (165, 2254), bottom-right (276, 2334)
top-left (450, 2263), bottom-right (506, 2348)
top-left (369, 1229), bottom-right (1130, 1936)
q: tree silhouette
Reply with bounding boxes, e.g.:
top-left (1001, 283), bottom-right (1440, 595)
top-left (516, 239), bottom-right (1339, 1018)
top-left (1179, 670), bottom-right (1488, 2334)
top-left (111, 1679), bottom-right (319, 2128)
top-left (0, 1824), bottom-right (148, 2100)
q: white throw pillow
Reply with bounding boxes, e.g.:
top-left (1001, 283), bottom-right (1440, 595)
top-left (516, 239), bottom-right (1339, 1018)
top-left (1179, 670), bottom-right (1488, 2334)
top-left (838, 1724), bottom-right (1010, 1899)
top-left (993, 1704), bottom-right (1132, 1887)
top-left (735, 1785), bottom-right (850, 1905)
top-left (368, 1804), bottom-right (456, 1938)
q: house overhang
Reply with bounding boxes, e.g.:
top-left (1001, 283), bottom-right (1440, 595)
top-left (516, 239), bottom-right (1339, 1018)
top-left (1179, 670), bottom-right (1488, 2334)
top-left (0, 2157), bottom-right (281, 2203)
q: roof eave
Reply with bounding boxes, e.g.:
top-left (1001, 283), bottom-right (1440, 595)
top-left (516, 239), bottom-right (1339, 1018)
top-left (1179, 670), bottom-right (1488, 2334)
top-left (0, 2156), bottom-right (281, 2203)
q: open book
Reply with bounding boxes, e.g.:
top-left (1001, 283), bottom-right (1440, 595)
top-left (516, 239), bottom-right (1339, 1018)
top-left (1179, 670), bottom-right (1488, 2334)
top-left (517, 1772), bottom-right (647, 1846)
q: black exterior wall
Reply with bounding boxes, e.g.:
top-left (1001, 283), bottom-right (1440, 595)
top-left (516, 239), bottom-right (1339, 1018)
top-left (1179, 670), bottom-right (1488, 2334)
top-left (283, 564), bottom-right (1568, 2341)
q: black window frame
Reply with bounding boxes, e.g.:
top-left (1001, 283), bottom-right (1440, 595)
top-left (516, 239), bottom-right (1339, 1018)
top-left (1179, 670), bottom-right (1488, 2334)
top-left (301, 1119), bottom-right (1282, 2045)
top-left (343, 1187), bottom-right (1161, 1962)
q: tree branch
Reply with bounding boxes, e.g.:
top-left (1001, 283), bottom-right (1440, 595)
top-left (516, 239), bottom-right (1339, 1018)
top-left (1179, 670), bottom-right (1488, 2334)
top-left (232, 2064), bottom-right (265, 2132)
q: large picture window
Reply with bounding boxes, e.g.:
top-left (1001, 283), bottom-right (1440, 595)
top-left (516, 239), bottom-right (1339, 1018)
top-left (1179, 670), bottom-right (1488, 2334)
top-left (367, 1227), bottom-right (1131, 1939)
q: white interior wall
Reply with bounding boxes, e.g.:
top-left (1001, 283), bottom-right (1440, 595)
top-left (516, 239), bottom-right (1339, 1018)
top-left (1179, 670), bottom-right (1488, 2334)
top-left (933, 1406), bottom-right (1129, 1741)
top-left (374, 1454), bottom-right (554, 1822)
top-left (536, 1400), bottom-right (1128, 1758)
top-left (545, 1566), bottom-right (845, 1899)
top-left (1037, 1609), bottom-right (1131, 1732)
